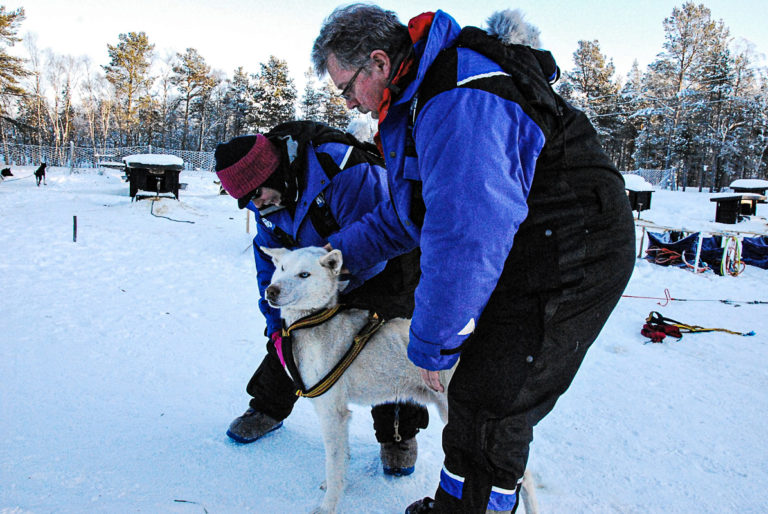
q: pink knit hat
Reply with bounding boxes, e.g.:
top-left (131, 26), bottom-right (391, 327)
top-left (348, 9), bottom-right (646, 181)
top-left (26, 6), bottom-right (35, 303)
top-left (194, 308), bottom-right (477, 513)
top-left (214, 134), bottom-right (281, 202)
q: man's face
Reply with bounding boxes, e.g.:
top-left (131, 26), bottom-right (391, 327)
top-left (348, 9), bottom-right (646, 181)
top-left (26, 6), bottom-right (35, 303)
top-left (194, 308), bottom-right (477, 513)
top-left (327, 52), bottom-right (390, 119)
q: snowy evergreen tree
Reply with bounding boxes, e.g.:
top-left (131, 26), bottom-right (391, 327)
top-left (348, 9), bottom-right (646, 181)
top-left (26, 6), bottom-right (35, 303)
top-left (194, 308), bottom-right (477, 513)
top-left (251, 56), bottom-right (296, 132)
top-left (190, 70), bottom-right (223, 151)
top-left (611, 61), bottom-right (646, 170)
top-left (103, 32), bottom-right (155, 145)
top-left (561, 39), bottom-right (621, 161)
top-left (0, 6), bottom-right (30, 161)
top-left (222, 67), bottom-right (254, 138)
top-left (635, 2), bottom-right (724, 187)
top-left (300, 67), bottom-right (323, 122)
top-left (318, 78), bottom-right (351, 129)
top-left (171, 48), bottom-right (217, 150)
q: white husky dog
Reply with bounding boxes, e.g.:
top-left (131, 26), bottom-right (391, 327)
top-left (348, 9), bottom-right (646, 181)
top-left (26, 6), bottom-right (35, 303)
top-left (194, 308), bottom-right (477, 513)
top-left (261, 246), bottom-right (538, 514)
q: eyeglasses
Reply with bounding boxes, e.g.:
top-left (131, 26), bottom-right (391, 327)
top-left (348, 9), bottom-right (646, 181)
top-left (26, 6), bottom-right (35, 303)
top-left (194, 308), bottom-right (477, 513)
top-left (248, 187), bottom-right (263, 203)
top-left (338, 64), bottom-right (366, 101)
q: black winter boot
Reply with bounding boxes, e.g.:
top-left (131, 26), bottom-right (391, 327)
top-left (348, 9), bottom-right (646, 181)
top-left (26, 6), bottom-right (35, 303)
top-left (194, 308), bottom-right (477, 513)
top-left (405, 497), bottom-right (435, 513)
top-left (226, 408), bottom-right (283, 443)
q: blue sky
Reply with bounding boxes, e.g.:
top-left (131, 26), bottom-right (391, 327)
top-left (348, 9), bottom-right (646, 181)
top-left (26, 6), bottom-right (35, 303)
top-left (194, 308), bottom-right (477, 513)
top-left (9, 0), bottom-right (767, 87)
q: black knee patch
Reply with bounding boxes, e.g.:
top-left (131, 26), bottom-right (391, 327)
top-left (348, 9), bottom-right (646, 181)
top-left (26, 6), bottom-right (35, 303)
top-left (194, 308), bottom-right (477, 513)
top-left (371, 402), bottom-right (429, 443)
top-left (245, 352), bottom-right (298, 420)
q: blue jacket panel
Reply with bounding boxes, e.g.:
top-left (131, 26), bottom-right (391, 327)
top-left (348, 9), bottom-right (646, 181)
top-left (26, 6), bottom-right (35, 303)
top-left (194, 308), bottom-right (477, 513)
top-left (249, 141), bottom-right (389, 336)
top-left (329, 11), bottom-right (545, 370)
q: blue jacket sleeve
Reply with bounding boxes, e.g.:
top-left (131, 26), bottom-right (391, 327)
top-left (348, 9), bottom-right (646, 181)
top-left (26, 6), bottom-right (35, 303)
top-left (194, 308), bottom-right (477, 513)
top-left (407, 88), bottom-right (545, 370)
top-left (327, 197), bottom-right (419, 273)
top-left (324, 161), bottom-right (394, 280)
top-left (252, 218), bottom-right (283, 337)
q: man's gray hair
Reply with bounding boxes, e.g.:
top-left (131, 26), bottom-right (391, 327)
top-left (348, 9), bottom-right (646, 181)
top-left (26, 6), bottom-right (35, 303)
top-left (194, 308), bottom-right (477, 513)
top-left (312, 3), bottom-right (410, 76)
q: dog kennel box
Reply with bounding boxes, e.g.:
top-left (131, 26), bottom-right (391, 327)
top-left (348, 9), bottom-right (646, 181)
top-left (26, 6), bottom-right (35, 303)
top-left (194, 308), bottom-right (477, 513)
top-left (729, 178), bottom-right (768, 196)
top-left (622, 174), bottom-right (654, 212)
top-left (123, 154), bottom-right (184, 200)
top-left (710, 193), bottom-right (766, 224)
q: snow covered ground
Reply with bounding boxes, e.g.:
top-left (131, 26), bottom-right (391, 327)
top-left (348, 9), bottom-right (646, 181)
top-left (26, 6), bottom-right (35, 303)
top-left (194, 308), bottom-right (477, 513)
top-left (1, 167), bottom-right (767, 513)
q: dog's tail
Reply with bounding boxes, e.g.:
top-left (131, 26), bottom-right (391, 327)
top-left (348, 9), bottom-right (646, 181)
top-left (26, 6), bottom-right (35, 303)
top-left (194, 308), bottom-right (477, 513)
top-left (520, 469), bottom-right (541, 514)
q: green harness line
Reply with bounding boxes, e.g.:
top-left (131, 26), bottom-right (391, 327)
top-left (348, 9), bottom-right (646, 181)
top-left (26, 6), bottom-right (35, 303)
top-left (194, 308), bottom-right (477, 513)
top-left (281, 306), bottom-right (387, 398)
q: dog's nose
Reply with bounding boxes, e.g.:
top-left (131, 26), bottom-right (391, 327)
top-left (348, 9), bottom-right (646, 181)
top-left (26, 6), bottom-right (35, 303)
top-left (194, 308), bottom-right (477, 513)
top-left (265, 284), bottom-right (280, 302)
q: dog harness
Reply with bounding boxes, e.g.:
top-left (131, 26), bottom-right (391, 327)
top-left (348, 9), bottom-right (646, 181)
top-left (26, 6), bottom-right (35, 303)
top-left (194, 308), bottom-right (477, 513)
top-left (641, 311), bottom-right (755, 343)
top-left (280, 305), bottom-right (387, 398)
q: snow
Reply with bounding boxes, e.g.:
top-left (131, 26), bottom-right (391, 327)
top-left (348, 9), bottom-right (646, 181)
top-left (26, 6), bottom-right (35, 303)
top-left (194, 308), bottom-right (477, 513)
top-left (123, 154), bottom-right (184, 168)
top-left (2, 168), bottom-right (767, 513)
top-left (730, 178), bottom-right (768, 189)
top-left (622, 173), bottom-right (654, 192)
top-left (711, 192), bottom-right (765, 200)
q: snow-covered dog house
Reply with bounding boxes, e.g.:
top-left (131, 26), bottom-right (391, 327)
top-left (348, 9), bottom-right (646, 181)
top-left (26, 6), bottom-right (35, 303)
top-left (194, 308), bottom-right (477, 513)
top-left (123, 154), bottom-right (184, 200)
top-left (729, 178), bottom-right (768, 196)
top-left (623, 174), bottom-right (654, 212)
top-left (710, 192), bottom-right (766, 224)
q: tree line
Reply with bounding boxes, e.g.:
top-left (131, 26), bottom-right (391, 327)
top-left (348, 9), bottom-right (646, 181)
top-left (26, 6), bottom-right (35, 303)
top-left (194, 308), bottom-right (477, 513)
top-left (558, 2), bottom-right (767, 188)
top-left (0, 5), bottom-right (352, 159)
top-left (0, 3), bottom-right (766, 187)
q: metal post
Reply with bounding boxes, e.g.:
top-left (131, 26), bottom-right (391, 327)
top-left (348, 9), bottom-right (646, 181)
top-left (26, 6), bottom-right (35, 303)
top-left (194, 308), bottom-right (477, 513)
top-left (73, 216), bottom-right (77, 242)
top-left (693, 232), bottom-right (704, 272)
top-left (69, 141), bottom-right (75, 175)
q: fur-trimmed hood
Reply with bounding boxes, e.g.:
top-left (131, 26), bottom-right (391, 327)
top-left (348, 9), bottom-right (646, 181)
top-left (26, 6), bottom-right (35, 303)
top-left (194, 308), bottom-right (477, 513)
top-left (486, 9), bottom-right (541, 48)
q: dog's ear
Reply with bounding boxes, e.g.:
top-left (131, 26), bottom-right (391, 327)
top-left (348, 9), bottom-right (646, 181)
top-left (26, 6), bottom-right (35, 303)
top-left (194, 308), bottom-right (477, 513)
top-left (260, 246), bottom-right (289, 264)
top-left (319, 249), bottom-right (343, 275)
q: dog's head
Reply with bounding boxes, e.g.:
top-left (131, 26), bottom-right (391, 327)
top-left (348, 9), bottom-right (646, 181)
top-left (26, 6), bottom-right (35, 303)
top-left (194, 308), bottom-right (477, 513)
top-left (261, 246), bottom-right (345, 314)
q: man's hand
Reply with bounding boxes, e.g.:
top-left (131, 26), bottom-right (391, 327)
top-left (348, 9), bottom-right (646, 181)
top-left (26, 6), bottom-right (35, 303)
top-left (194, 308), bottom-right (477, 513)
top-left (419, 368), bottom-right (444, 393)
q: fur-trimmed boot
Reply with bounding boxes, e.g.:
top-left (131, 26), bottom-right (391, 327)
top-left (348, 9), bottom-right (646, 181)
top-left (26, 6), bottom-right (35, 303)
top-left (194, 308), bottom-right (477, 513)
top-left (380, 437), bottom-right (418, 476)
top-left (226, 408), bottom-right (283, 443)
top-left (372, 402), bottom-right (429, 476)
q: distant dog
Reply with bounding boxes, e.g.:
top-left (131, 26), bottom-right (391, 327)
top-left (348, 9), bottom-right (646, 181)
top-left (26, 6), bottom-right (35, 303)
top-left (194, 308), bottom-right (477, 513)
top-left (34, 163), bottom-right (46, 186)
top-left (0, 167), bottom-right (12, 181)
top-left (261, 246), bottom-right (540, 514)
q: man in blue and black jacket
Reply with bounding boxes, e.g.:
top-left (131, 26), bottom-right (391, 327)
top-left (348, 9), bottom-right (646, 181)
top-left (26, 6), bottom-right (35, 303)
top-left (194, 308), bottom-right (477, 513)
top-left (313, 6), bottom-right (636, 513)
top-left (216, 121), bottom-right (428, 477)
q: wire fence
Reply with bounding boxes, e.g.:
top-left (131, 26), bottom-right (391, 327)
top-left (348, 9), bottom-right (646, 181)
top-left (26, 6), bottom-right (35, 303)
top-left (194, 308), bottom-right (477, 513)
top-left (4, 142), bottom-right (680, 190)
top-left (1, 143), bottom-right (216, 172)
top-left (622, 168), bottom-right (676, 189)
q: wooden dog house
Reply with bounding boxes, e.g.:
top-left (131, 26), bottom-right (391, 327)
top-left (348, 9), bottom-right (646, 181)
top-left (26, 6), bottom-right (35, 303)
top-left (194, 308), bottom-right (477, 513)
top-left (123, 154), bottom-right (184, 200)
top-left (710, 192), bottom-right (767, 224)
top-left (623, 174), bottom-right (654, 212)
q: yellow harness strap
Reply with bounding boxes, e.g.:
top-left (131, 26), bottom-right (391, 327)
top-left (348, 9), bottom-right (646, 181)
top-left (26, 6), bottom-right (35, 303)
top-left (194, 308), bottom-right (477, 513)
top-left (281, 307), bottom-right (387, 398)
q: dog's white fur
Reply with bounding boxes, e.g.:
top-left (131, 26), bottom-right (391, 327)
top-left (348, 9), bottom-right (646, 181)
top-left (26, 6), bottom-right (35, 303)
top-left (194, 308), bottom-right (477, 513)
top-left (262, 246), bottom-right (538, 514)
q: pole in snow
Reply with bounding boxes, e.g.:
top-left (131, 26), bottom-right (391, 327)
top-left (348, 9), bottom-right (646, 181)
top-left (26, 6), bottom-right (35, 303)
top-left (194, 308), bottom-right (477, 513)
top-left (73, 215), bottom-right (77, 242)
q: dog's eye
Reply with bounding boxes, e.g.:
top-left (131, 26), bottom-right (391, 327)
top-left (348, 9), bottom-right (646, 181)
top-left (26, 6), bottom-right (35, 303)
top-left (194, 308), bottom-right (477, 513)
top-left (298, 272), bottom-right (311, 278)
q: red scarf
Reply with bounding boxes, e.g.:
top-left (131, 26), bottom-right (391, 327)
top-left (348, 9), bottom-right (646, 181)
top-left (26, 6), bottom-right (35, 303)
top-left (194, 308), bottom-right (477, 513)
top-left (374, 12), bottom-right (435, 154)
